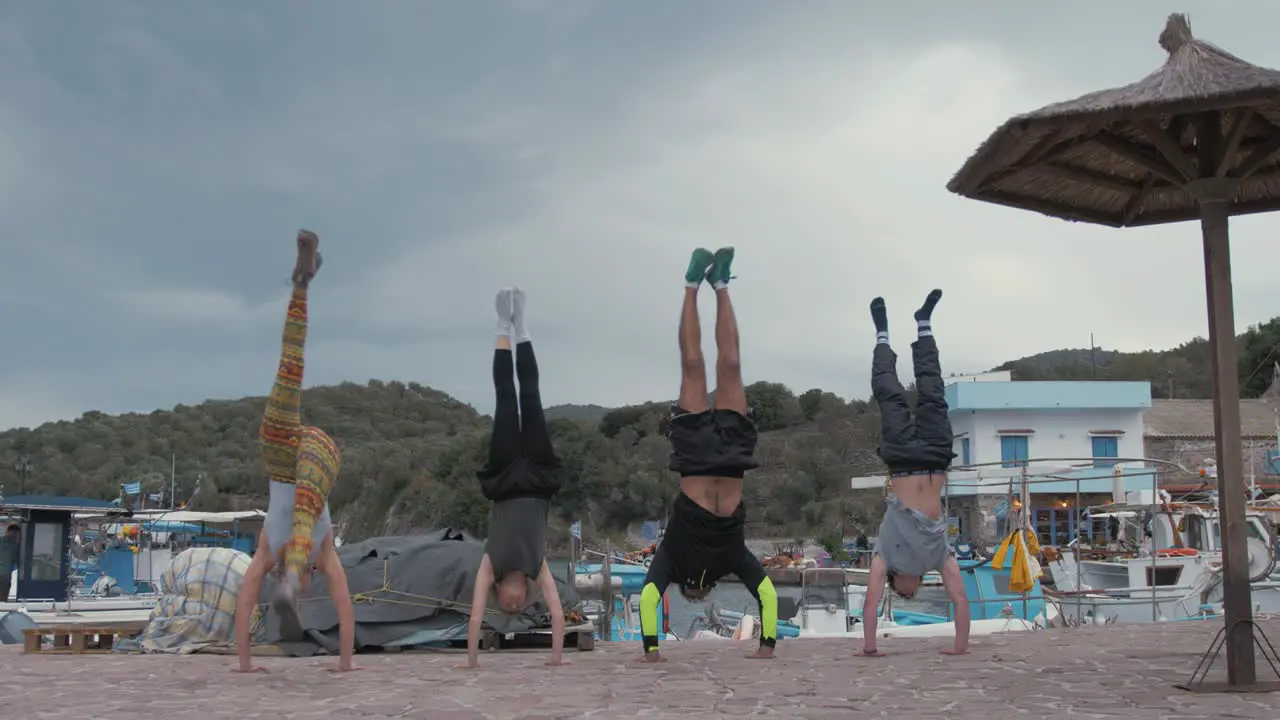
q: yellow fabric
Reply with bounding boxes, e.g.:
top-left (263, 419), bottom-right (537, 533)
top-left (755, 576), bottom-right (778, 641)
top-left (639, 582), bottom-right (661, 650)
top-left (991, 528), bottom-right (1042, 593)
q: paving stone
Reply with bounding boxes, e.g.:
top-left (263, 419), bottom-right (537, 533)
top-left (3, 619), bottom-right (1280, 718)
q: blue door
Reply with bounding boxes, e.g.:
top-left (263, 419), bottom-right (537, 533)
top-left (19, 510), bottom-right (70, 602)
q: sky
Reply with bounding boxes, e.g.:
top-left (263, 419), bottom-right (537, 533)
top-left (3, 1), bottom-right (1280, 430)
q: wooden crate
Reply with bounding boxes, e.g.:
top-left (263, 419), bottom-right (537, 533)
top-left (23, 622), bottom-right (149, 655)
top-left (475, 622), bottom-right (597, 652)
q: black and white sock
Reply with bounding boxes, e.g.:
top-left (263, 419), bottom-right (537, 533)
top-left (914, 289), bottom-right (941, 339)
top-left (871, 297), bottom-right (889, 345)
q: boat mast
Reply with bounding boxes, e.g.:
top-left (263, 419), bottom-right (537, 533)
top-left (1272, 362), bottom-right (1280, 499)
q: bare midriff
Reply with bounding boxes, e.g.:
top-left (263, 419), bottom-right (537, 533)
top-left (889, 472), bottom-right (946, 520)
top-left (679, 476), bottom-right (743, 517)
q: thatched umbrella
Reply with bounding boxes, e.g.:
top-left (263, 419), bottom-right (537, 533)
top-left (948, 14), bottom-right (1280, 691)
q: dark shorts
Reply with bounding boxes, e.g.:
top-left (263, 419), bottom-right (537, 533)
top-left (478, 455), bottom-right (562, 503)
top-left (668, 408), bottom-right (760, 478)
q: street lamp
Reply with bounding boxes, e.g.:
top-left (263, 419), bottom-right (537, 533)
top-left (12, 455), bottom-right (32, 496)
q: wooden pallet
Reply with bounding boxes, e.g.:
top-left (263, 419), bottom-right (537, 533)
top-left (23, 622), bottom-right (149, 655)
top-left (473, 622), bottom-right (596, 652)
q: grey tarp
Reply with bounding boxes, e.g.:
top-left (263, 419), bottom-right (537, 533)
top-left (257, 528), bottom-right (579, 656)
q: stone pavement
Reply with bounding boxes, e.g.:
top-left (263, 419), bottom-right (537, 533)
top-left (3, 619), bottom-right (1280, 719)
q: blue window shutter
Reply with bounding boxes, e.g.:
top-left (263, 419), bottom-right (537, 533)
top-left (961, 438), bottom-right (971, 466)
top-left (1001, 436), bottom-right (1028, 468)
top-left (1092, 436), bottom-right (1118, 468)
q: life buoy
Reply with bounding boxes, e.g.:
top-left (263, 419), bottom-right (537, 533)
top-left (662, 593), bottom-right (671, 635)
top-left (1156, 548), bottom-right (1199, 557)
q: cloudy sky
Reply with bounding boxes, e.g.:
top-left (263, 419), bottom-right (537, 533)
top-left (2, 1), bottom-right (1279, 430)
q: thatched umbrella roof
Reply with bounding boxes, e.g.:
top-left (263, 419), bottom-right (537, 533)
top-left (948, 13), bottom-right (1278, 691)
top-left (947, 14), bottom-right (1280, 226)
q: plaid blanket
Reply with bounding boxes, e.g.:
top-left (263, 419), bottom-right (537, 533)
top-left (116, 547), bottom-right (260, 654)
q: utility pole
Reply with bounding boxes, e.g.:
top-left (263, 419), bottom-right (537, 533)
top-left (1090, 333), bottom-right (1097, 379)
top-left (12, 455), bottom-right (32, 495)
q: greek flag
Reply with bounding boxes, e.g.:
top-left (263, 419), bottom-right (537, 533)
top-left (569, 521), bottom-right (582, 540)
top-left (121, 481), bottom-right (142, 496)
top-left (993, 498), bottom-right (1009, 520)
top-left (148, 493), bottom-right (163, 503)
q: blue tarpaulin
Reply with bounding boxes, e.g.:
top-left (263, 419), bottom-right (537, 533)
top-left (143, 521), bottom-right (202, 534)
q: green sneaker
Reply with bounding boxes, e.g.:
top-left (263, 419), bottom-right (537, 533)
top-left (684, 248), bottom-right (714, 286)
top-left (706, 247), bottom-right (735, 287)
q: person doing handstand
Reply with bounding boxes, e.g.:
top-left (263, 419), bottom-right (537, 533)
top-left (459, 288), bottom-right (568, 669)
top-left (859, 289), bottom-right (969, 657)
top-left (639, 247), bottom-right (778, 663)
top-left (234, 230), bottom-right (358, 673)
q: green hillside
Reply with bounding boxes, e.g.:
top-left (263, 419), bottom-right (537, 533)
top-left (3, 315), bottom-right (1278, 544)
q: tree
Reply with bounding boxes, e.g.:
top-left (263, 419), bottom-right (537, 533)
top-left (745, 382), bottom-right (802, 431)
top-left (2, 314), bottom-right (1273, 543)
top-left (198, 474), bottom-right (229, 512)
top-left (1239, 318), bottom-right (1280, 398)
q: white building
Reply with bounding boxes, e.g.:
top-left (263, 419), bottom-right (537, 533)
top-left (853, 380), bottom-right (1153, 546)
top-left (943, 370), bottom-right (1012, 385)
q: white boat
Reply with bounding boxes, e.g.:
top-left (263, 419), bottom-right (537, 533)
top-left (574, 562), bottom-right (679, 644)
top-left (796, 566), bottom-right (1047, 639)
top-left (1046, 494), bottom-right (1280, 624)
top-left (844, 566), bottom-right (944, 589)
top-left (694, 566), bottom-right (1048, 644)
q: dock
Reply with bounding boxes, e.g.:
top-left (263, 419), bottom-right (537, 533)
top-left (720, 567), bottom-right (867, 586)
top-left (1, 617), bottom-right (1277, 717)
top-left (19, 609), bottom-right (153, 626)
top-left (23, 621), bottom-right (148, 654)
top-left (719, 566), bottom-right (927, 587)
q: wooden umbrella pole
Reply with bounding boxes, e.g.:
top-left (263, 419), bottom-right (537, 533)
top-left (1190, 109), bottom-right (1256, 685)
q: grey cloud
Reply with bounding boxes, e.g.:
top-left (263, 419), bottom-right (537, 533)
top-left (3, 1), bottom-right (1280, 430)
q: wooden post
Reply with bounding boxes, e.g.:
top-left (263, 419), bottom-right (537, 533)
top-left (1192, 109), bottom-right (1255, 685)
top-left (601, 540), bottom-right (613, 641)
top-left (567, 528), bottom-right (576, 596)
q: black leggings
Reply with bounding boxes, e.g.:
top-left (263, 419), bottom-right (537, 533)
top-left (487, 341), bottom-right (557, 470)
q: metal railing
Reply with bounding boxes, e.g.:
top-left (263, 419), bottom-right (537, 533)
top-left (939, 456), bottom-right (1252, 626)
